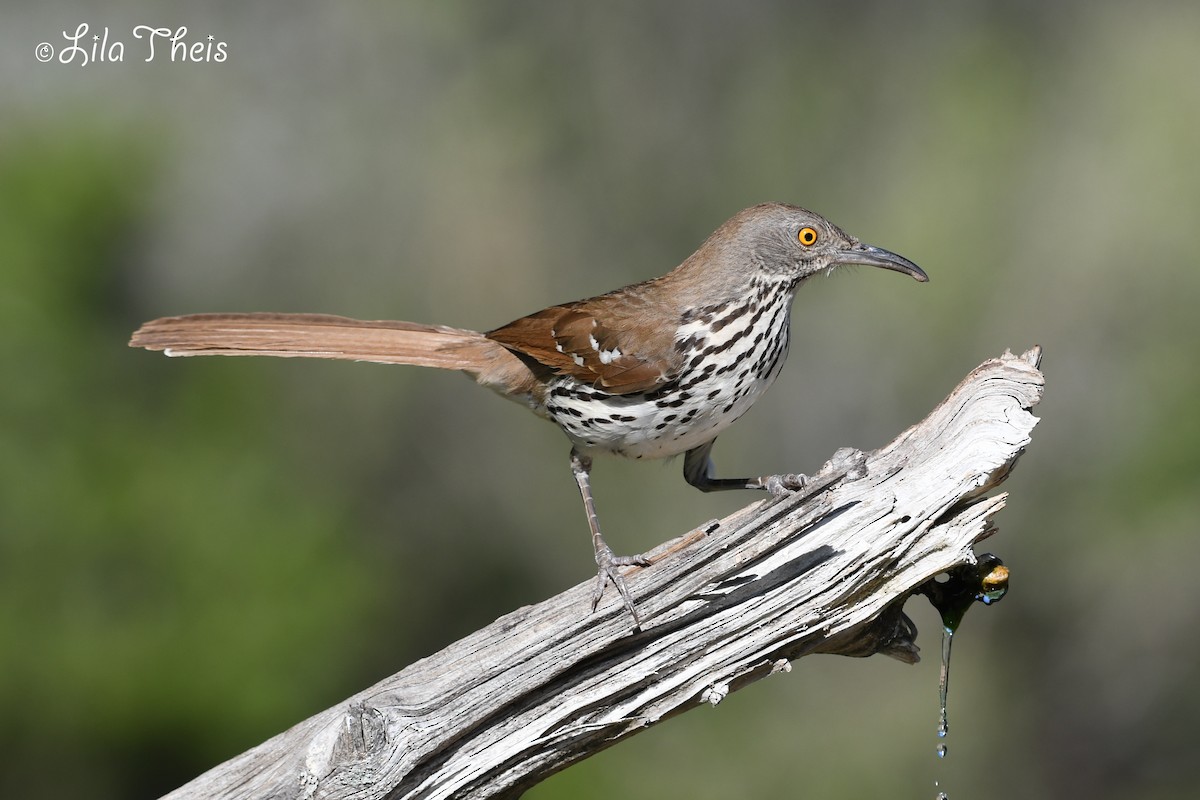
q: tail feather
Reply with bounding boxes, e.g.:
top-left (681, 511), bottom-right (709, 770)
top-left (129, 312), bottom-right (531, 381)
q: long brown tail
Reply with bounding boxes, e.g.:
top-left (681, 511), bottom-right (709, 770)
top-left (129, 312), bottom-right (537, 397)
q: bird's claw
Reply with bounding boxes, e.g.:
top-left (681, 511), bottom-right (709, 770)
top-left (591, 543), bottom-right (651, 628)
top-left (764, 473), bottom-right (809, 497)
top-left (764, 449), bottom-right (870, 496)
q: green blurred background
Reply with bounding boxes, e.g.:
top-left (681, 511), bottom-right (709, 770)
top-left (4, 1), bottom-right (1199, 797)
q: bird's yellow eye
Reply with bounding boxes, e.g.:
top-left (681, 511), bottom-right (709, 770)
top-left (798, 226), bottom-right (819, 246)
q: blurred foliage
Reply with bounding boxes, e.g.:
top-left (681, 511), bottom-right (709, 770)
top-left (3, 1), bottom-right (1200, 799)
top-left (0, 133), bottom-right (376, 796)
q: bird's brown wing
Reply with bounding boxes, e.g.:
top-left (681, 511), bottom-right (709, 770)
top-left (486, 303), bottom-right (681, 395)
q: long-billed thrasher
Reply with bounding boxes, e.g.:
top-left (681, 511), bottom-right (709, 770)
top-left (130, 203), bottom-right (927, 627)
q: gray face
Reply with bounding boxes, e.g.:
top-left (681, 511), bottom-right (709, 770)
top-left (745, 205), bottom-right (929, 284)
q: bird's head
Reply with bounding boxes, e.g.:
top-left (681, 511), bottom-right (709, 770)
top-left (719, 203), bottom-right (929, 286)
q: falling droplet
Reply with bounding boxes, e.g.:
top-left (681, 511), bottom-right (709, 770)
top-left (933, 624), bottom-right (955, 798)
top-left (939, 627), bottom-right (954, 699)
top-left (937, 624), bottom-right (954, 738)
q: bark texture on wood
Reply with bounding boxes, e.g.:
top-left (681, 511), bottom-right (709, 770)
top-left (164, 347), bottom-right (1044, 800)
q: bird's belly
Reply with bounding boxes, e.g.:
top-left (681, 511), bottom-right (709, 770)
top-left (545, 364), bottom-right (782, 460)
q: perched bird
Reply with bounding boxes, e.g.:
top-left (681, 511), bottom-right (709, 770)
top-left (130, 203), bottom-right (927, 627)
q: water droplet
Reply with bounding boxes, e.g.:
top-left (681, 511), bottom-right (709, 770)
top-left (977, 562), bottom-right (1009, 606)
top-left (979, 586), bottom-right (1007, 605)
top-left (932, 625), bottom-right (955, 798)
top-left (937, 626), bottom-right (954, 737)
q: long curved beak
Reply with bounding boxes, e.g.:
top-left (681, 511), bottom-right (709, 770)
top-left (836, 243), bottom-right (928, 282)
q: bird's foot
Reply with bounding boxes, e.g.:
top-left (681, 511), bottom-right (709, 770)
top-left (591, 542), bottom-right (652, 629)
top-left (762, 449), bottom-right (869, 498)
top-left (763, 473), bottom-right (810, 497)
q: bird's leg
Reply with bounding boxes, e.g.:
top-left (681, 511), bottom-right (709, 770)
top-left (682, 439), bottom-right (807, 496)
top-left (569, 448), bottom-right (651, 627)
top-left (683, 440), bottom-right (867, 498)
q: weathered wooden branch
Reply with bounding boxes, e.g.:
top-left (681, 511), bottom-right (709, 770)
top-left (165, 347), bottom-right (1044, 800)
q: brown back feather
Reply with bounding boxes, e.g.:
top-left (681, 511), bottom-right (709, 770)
top-left (486, 297), bottom-right (683, 395)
